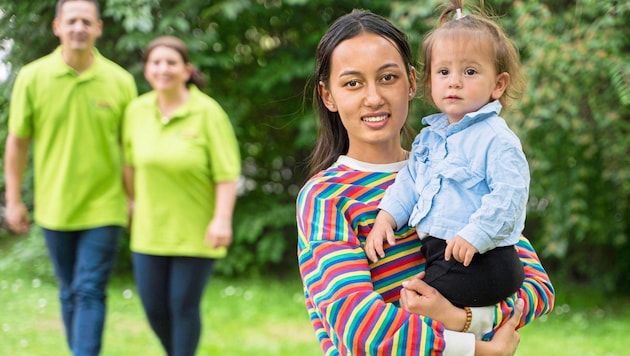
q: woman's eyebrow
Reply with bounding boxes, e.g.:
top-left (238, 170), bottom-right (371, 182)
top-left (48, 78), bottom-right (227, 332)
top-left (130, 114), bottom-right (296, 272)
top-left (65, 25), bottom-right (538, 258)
top-left (338, 63), bottom-right (401, 78)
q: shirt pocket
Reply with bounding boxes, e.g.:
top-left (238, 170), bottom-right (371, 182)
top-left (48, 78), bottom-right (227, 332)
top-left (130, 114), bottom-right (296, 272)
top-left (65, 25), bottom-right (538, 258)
top-left (436, 155), bottom-right (484, 190)
top-left (410, 145), bottom-right (430, 175)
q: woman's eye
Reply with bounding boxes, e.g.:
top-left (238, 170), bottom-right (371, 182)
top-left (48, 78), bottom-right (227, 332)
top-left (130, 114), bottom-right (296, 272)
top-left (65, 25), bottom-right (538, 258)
top-left (382, 73), bottom-right (396, 82)
top-left (345, 80), bottom-right (359, 87)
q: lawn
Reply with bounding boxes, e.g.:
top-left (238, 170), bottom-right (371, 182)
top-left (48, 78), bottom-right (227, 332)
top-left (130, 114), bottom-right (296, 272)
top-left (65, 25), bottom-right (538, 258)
top-left (1, 274), bottom-right (321, 356)
top-left (2, 235), bottom-right (630, 355)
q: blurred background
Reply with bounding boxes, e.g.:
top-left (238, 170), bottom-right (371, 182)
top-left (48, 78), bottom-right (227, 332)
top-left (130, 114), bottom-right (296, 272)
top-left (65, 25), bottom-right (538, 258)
top-left (0, 0), bottom-right (629, 354)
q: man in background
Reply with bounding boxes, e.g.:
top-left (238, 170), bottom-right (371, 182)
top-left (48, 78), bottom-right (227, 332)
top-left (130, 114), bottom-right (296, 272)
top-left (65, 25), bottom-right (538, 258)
top-left (3, 0), bottom-right (136, 354)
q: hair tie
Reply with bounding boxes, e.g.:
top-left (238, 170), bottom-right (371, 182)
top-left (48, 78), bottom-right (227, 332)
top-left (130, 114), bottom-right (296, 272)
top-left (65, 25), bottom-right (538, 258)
top-left (456, 8), bottom-right (465, 20)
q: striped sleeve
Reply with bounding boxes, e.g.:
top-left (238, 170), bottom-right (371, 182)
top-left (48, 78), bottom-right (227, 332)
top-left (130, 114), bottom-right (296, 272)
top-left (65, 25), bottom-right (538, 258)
top-left (486, 235), bottom-right (555, 339)
top-left (297, 174), bottom-right (446, 355)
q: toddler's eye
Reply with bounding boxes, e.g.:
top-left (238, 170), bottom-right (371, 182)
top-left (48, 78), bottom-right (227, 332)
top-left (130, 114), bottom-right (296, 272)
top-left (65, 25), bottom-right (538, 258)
top-left (438, 69), bottom-right (449, 76)
top-left (465, 68), bottom-right (477, 76)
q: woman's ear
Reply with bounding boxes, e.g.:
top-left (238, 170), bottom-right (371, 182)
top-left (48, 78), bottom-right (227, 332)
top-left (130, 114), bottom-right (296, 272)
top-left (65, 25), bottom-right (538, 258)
top-left (491, 72), bottom-right (510, 100)
top-left (318, 81), bottom-right (337, 112)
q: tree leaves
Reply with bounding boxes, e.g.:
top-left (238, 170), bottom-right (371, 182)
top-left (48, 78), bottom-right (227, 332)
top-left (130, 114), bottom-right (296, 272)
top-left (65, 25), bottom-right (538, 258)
top-left (1, 0), bottom-right (629, 288)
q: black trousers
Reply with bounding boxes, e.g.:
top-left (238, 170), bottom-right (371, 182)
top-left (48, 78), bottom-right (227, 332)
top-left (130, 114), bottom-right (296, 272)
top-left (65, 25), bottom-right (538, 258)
top-left (421, 236), bottom-right (524, 307)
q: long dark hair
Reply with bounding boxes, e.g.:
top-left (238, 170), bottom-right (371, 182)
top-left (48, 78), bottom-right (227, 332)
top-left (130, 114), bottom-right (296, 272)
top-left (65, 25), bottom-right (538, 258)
top-left (307, 9), bottom-right (416, 176)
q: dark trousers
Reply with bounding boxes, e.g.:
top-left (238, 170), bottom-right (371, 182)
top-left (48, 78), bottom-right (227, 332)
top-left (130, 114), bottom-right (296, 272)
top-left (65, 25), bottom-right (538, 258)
top-left (42, 225), bottom-right (121, 356)
top-left (132, 253), bottom-right (215, 356)
top-left (421, 236), bottom-right (524, 307)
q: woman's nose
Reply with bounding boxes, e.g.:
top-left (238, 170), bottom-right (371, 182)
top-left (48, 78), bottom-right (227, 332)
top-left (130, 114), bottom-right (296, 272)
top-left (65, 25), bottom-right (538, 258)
top-left (364, 84), bottom-right (384, 107)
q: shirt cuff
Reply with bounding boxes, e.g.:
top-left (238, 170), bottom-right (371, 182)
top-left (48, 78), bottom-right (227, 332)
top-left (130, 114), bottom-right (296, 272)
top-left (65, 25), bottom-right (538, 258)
top-left (443, 329), bottom-right (475, 356)
top-left (468, 306), bottom-right (495, 339)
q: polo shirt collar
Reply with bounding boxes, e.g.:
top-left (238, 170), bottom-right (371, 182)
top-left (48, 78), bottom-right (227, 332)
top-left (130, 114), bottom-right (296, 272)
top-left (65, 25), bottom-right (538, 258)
top-left (50, 46), bottom-right (103, 79)
top-left (160, 85), bottom-right (201, 124)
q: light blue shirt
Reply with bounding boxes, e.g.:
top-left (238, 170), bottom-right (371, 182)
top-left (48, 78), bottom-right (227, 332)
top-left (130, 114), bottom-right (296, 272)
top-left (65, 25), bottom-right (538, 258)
top-left (379, 100), bottom-right (529, 253)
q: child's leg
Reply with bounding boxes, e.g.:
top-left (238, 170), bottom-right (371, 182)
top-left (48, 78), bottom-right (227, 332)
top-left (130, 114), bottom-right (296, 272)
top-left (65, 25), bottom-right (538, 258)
top-left (421, 236), bottom-right (524, 307)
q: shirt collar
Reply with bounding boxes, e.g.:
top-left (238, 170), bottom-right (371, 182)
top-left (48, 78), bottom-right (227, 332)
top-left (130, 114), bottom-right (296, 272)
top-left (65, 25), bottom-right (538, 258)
top-left (170, 85), bottom-right (200, 120)
top-left (337, 155), bottom-right (407, 172)
top-left (422, 100), bottom-right (502, 136)
top-left (50, 46), bottom-right (102, 79)
top-left (157, 85), bottom-right (201, 125)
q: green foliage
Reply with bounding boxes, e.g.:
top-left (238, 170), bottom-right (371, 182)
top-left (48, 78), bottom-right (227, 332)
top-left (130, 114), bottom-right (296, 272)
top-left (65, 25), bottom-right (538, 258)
top-left (508, 0), bottom-right (630, 289)
top-left (1, 0), bottom-right (630, 290)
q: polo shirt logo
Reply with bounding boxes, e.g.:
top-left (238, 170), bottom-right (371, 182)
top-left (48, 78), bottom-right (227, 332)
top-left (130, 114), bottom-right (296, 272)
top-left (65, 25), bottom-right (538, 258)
top-left (181, 130), bottom-right (197, 139)
top-left (95, 100), bottom-right (112, 109)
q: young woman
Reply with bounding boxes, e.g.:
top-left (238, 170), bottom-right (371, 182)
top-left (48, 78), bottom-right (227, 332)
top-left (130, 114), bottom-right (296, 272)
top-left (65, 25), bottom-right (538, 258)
top-left (123, 36), bottom-right (240, 356)
top-left (297, 9), bottom-right (554, 355)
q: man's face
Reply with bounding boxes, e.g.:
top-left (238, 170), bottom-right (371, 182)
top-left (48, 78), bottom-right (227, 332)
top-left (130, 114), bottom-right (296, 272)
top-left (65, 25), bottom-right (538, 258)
top-left (53, 0), bottom-right (102, 53)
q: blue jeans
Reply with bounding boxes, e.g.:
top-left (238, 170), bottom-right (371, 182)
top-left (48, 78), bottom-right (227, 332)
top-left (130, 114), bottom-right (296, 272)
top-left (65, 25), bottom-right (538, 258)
top-left (132, 253), bottom-right (215, 356)
top-left (42, 226), bottom-right (121, 356)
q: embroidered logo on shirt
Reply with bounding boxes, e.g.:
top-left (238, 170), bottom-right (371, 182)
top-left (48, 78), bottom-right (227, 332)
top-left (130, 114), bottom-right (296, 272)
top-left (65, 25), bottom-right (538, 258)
top-left (180, 130), bottom-right (198, 139)
top-left (94, 100), bottom-right (112, 109)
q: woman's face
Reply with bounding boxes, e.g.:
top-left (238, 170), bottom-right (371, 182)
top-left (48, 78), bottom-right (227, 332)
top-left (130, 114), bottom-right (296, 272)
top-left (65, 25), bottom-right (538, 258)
top-left (144, 45), bottom-right (191, 93)
top-left (319, 32), bottom-right (416, 161)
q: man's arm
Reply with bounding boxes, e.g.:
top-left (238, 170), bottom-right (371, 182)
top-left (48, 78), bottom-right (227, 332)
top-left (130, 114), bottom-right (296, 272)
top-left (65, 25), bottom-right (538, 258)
top-left (4, 133), bottom-right (31, 234)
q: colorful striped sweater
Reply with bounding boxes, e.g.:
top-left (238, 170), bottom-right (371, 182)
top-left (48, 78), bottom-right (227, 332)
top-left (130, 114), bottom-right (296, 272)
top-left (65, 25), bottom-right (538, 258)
top-left (297, 157), bottom-right (555, 355)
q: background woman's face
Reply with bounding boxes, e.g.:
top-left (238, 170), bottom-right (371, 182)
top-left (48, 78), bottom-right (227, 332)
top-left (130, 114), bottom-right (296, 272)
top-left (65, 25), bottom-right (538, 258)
top-left (144, 46), bottom-right (191, 93)
top-left (319, 32), bottom-right (415, 158)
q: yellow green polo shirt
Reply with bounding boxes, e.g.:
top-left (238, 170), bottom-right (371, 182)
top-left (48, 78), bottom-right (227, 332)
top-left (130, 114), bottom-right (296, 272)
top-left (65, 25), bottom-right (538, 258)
top-left (8, 47), bottom-right (137, 230)
top-left (123, 86), bottom-right (241, 258)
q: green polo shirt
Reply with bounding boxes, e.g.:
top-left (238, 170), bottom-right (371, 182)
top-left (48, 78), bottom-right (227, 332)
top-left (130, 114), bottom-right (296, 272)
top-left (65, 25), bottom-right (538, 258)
top-left (123, 86), bottom-right (241, 258)
top-left (8, 47), bottom-right (137, 230)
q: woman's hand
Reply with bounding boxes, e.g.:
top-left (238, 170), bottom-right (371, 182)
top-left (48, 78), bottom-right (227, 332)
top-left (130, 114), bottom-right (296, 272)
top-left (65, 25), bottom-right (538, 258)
top-left (399, 272), bottom-right (467, 331)
top-left (475, 299), bottom-right (524, 355)
top-left (204, 217), bottom-right (233, 248)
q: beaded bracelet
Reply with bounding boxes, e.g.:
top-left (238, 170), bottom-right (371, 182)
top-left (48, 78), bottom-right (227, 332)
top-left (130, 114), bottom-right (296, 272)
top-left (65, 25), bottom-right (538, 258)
top-left (462, 306), bottom-right (472, 333)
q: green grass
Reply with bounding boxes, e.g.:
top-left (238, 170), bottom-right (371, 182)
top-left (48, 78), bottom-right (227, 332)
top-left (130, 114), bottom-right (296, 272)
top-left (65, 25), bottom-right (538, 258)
top-left (1, 274), bottom-right (321, 356)
top-left (2, 234), bottom-right (630, 355)
top-left (518, 282), bottom-right (630, 356)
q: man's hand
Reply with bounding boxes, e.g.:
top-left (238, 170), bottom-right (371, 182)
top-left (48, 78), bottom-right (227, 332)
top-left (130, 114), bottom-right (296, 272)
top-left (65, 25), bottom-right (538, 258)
top-left (5, 201), bottom-right (30, 235)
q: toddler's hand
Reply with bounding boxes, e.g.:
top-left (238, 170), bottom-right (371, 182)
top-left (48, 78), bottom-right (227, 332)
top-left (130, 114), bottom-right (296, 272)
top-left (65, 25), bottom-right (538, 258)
top-left (364, 211), bottom-right (397, 263)
top-left (445, 235), bottom-right (478, 266)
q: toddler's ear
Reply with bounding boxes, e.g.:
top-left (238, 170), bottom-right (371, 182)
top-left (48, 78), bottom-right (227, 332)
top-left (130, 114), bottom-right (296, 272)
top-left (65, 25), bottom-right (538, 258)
top-left (492, 72), bottom-right (510, 100)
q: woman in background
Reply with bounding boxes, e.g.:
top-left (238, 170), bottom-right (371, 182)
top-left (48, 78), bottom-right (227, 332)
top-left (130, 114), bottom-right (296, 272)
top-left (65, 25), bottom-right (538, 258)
top-left (123, 36), bottom-right (240, 356)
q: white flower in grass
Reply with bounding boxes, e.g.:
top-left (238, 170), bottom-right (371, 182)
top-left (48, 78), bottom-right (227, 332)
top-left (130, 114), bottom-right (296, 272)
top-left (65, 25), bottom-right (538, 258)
top-left (12, 279), bottom-right (23, 293)
top-left (32, 278), bottom-right (41, 288)
top-left (221, 285), bottom-right (236, 298)
top-left (123, 289), bottom-right (133, 299)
